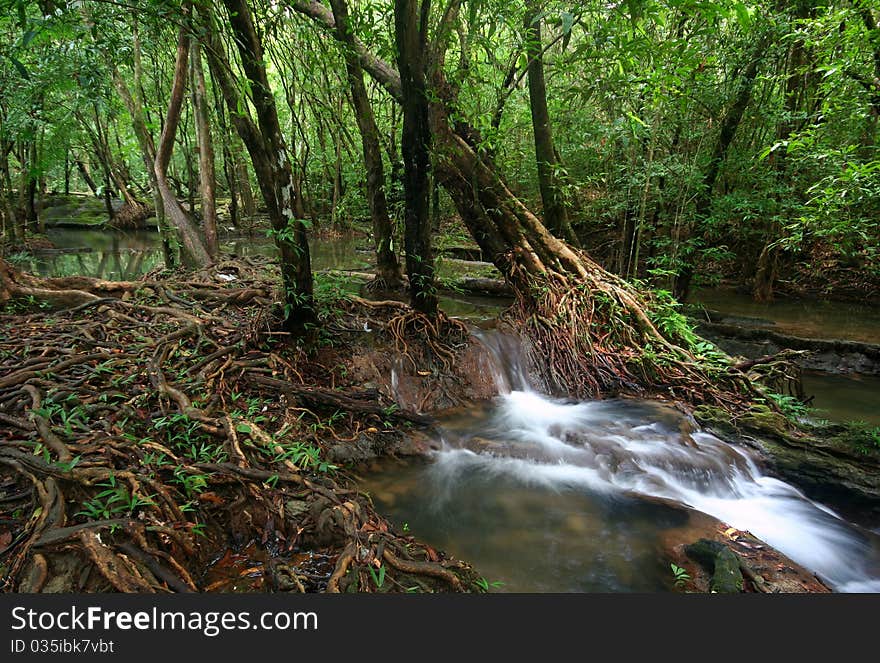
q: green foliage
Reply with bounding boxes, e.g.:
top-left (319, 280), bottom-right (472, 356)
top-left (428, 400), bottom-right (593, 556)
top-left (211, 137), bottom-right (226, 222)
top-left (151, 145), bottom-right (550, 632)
top-left (843, 421), bottom-right (880, 456)
top-left (77, 473), bottom-right (154, 521)
top-left (473, 577), bottom-right (505, 592)
top-left (152, 413), bottom-right (227, 464)
top-left (670, 563), bottom-right (690, 589)
top-left (765, 392), bottom-right (810, 419)
top-left (367, 564), bottom-right (386, 590)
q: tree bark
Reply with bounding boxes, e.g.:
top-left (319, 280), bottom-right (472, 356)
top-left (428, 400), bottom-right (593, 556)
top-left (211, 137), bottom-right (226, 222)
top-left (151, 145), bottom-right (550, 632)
top-left (204, 0), bottom-right (315, 331)
top-left (394, 0), bottom-right (438, 315)
top-left (191, 40), bottom-right (219, 258)
top-left (524, 2), bottom-right (578, 246)
top-left (153, 18), bottom-right (212, 268)
top-left (74, 158), bottom-right (99, 197)
top-left (330, 0), bottom-right (403, 288)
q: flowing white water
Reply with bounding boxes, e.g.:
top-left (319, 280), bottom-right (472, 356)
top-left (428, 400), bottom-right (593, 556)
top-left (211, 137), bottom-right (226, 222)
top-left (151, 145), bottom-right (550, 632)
top-left (418, 331), bottom-right (880, 592)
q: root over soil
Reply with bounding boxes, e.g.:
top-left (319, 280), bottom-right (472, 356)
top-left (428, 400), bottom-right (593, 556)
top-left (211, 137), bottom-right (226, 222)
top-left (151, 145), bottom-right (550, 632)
top-left (0, 256), bottom-right (481, 593)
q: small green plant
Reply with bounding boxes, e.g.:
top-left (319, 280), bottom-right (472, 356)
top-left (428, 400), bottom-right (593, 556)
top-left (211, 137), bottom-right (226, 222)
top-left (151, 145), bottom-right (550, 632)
top-left (273, 440), bottom-right (337, 473)
top-left (766, 392), bottom-right (810, 418)
top-left (77, 474), bottom-right (154, 520)
top-left (844, 421), bottom-right (880, 455)
top-left (171, 466), bottom-right (209, 497)
top-left (473, 577), bottom-right (505, 592)
top-left (367, 564), bottom-right (386, 589)
top-left (671, 563), bottom-right (690, 589)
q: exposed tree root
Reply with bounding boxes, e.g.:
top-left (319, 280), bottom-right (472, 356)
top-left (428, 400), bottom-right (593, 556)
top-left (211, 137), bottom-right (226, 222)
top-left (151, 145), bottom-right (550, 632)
top-left (503, 258), bottom-right (760, 409)
top-left (0, 257), bottom-right (481, 593)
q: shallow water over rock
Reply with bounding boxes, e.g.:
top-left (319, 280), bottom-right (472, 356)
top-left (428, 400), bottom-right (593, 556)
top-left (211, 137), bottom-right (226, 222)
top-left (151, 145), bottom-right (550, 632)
top-left (361, 332), bottom-right (880, 592)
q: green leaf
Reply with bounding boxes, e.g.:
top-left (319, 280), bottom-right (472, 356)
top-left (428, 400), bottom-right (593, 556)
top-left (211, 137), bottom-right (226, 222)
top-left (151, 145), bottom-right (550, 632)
top-left (733, 2), bottom-right (751, 28)
top-left (235, 423), bottom-right (252, 433)
top-left (560, 11), bottom-right (574, 35)
top-left (8, 55), bottom-right (30, 80)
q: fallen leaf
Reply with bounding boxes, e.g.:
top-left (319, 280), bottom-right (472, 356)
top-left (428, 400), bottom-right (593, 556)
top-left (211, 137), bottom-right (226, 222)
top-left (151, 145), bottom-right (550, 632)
top-left (0, 530), bottom-right (12, 547)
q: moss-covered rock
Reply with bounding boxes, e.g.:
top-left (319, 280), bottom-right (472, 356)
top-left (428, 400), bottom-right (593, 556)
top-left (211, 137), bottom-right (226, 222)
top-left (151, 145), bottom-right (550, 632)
top-left (694, 404), bottom-right (880, 524)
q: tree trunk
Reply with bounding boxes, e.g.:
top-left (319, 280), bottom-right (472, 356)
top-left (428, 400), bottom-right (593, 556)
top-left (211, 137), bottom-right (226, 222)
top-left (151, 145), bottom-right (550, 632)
top-left (0, 143), bottom-right (19, 242)
top-left (74, 158), bottom-right (99, 196)
top-left (153, 18), bottom-right (212, 268)
top-left (293, 0), bottom-right (755, 407)
top-left (205, 0), bottom-right (315, 331)
top-left (524, 2), bottom-right (578, 246)
top-left (754, 1), bottom-right (814, 303)
top-left (394, 0), bottom-right (438, 315)
top-left (113, 52), bottom-right (175, 266)
top-left (211, 84), bottom-right (239, 228)
top-left (191, 40), bottom-right (219, 258)
top-left (329, 0), bottom-right (403, 288)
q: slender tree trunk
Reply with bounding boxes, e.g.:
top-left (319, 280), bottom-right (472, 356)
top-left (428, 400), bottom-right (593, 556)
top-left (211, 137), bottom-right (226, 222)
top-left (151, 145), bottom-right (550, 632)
top-left (113, 19), bottom-right (174, 265)
top-left (754, 0), bottom-right (814, 302)
top-left (330, 0), bottom-right (402, 287)
top-left (153, 18), bottom-right (212, 267)
top-left (75, 158), bottom-right (99, 196)
top-left (0, 143), bottom-right (19, 243)
top-left (204, 0), bottom-right (315, 330)
top-left (191, 40), bottom-right (219, 257)
top-left (211, 82), bottom-right (239, 228)
top-left (394, 0), bottom-right (438, 315)
top-left (524, 2), bottom-right (578, 246)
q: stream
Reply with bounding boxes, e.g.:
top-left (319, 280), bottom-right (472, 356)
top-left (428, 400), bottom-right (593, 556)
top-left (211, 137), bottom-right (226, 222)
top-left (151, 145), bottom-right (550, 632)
top-left (362, 331), bottom-right (880, 593)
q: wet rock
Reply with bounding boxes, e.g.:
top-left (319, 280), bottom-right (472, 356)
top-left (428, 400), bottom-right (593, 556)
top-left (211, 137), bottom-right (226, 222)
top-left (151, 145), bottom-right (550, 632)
top-left (711, 548), bottom-right (744, 593)
top-left (695, 404), bottom-right (880, 525)
top-left (684, 538), bottom-right (745, 592)
top-left (665, 511), bottom-right (831, 593)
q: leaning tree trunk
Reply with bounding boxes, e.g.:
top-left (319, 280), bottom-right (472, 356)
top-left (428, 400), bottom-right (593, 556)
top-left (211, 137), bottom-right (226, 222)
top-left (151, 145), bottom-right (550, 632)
top-left (153, 19), bottom-right (212, 268)
top-left (292, 0), bottom-right (756, 407)
top-left (330, 0), bottom-right (403, 288)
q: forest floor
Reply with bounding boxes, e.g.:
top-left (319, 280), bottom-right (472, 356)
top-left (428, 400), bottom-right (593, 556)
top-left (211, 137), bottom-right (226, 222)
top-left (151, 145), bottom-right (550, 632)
top-left (0, 255), bottom-right (501, 594)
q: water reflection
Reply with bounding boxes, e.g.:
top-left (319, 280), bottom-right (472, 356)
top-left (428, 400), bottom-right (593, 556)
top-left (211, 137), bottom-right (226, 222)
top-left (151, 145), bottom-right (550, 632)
top-left (693, 287), bottom-right (880, 345)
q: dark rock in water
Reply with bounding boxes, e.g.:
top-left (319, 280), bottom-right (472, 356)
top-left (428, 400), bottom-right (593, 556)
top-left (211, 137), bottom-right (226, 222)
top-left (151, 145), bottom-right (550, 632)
top-left (684, 538), bottom-right (727, 569)
top-left (711, 548), bottom-right (744, 593)
top-left (684, 538), bottom-right (743, 593)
